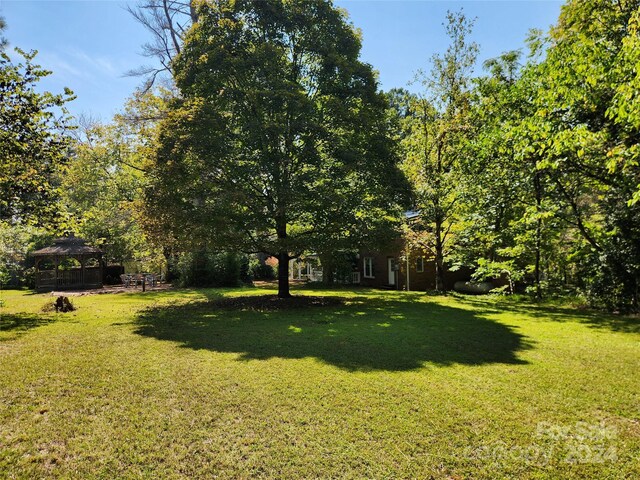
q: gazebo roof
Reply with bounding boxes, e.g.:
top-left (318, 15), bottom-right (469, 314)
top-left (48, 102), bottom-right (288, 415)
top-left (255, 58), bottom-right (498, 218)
top-left (31, 236), bottom-right (102, 256)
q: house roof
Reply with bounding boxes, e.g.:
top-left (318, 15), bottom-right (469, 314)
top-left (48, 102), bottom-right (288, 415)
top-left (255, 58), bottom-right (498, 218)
top-left (404, 210), bottom-right (420, 220)
top-left (31, 236), bottom-right (102, 256)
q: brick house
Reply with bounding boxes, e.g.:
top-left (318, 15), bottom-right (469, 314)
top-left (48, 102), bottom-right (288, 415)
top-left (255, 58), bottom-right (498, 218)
top-left (357, 239), bottom-right (471, 291)
top-left (356, 211), bottom-right (471, 291)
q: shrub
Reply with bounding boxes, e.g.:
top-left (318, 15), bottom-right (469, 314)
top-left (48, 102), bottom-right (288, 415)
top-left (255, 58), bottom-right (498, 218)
top-left (174, 251), bottom-right (248, 287)
top-left (249, 257), bottom-right (277, 280)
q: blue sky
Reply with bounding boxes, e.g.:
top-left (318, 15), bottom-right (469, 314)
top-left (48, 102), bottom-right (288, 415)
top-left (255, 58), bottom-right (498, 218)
top-left (1, 1), bottom-right (562, 121)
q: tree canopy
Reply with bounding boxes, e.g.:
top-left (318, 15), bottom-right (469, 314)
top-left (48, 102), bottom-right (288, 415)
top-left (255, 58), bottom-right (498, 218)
top-left (4, 0), bottom-right (639, 310)
top-left (401, 11), bottom-right (478, 291)
top-left (0, 35), bottom-right (74, 225)
top-left (146, 0), bottom-right (406, 297)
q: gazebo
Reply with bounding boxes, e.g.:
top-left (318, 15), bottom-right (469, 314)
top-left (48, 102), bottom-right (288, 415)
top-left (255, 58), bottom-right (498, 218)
top-left (31, 235), bottom-right (103, 292)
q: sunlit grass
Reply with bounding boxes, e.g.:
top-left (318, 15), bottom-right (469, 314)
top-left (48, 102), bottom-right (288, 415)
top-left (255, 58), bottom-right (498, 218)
top-left (0, 285), bottom-right (638, 478)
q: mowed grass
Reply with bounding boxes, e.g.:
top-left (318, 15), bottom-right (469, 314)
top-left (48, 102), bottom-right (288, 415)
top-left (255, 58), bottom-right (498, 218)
top-left (0, 285), bottom-right (638, 479)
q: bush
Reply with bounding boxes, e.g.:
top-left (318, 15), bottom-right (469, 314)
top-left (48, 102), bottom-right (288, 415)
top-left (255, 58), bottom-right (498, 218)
top-left (575, 250), bottom-right (639, 312)
top-left (249, 257), bottom-right (276, 280)
top-left (174, 251), bottom-right (248, 287)
top-left (0, 223), bottom-right (52, 288)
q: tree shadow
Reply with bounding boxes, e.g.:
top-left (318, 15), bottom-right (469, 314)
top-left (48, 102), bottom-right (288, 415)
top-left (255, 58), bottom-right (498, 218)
top-left (134, 296), bottom-right (532, 371)
top-left (0, 312), bottom-right (55, 338)
top-left (453, 295), bottom-right (640, 334)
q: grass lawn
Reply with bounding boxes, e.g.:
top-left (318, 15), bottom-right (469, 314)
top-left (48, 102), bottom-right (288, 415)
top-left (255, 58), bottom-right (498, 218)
top-left (0, 285), bottom-right (638, 479)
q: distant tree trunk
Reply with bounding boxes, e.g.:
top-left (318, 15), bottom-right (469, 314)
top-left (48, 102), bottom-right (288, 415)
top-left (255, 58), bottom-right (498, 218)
top-left (533, 171), bottom-right (543, 301)
top-left (277, 251), bottom-right (291, 298)
top-left (189, 0), bottom-right (198, 23)
top-left (434, 220), bottom-right (445, 292)
top-left (490, 204), bottom-right (504, 262)
top-left (320, 253), bottom-right (335, 285)
top-left (163, 246), bottom-right (178, 282)
top-left (433, 139), bottom-right (446, 293)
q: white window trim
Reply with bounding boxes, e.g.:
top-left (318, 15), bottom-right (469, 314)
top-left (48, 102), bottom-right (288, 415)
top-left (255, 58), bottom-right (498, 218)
top-left (416, 256), bottom-right (424, 273)
top-left (363, 257), bottom-right (374, 278)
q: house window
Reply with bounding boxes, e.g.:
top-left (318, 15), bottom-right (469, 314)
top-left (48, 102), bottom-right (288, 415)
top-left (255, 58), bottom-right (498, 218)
top-left (363, 257), bottom-right (374, 278)
top-left (416, 257), bottom-right (424, 273)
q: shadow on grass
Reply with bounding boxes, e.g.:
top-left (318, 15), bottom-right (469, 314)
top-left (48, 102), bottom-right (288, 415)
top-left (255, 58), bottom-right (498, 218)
top-left (134, 295), bottom-right (532, 371)
top-left (0, 312), bottom-right (55, 337)
top-left (453, 295), bottom-right (640, 334)
top-left (123, 286), bottom-right (230, 302)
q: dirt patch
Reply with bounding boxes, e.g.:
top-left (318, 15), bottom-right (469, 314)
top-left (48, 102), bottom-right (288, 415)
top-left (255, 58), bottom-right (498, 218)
top-left (209, 295), bottom-right (345, 311)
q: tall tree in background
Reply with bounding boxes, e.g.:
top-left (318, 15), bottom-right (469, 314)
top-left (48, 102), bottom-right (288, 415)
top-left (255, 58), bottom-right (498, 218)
top-left (457, 51), bottom-right (530, 292)
top-left (460, 48), bottom-right (565, 299)
top-left (532, 0), bottom-right (640, 310)
top-left (62, 92), bottom-right (165, 269)
top-left (459, 0), bottom-right (640, 309)
top-left (0, 20), bottom-right (75, 226)
top-left (147, 0), bottom-right (405, 297)
top-left (127, 0), bottom-right (198, 89)
top-left (403, 11), bottom-right (478, 291)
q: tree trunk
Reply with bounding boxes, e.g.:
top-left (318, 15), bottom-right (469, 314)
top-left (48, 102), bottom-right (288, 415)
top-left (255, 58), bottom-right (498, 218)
top-left (162, 247), bottom-right (177, 282)
top-left (490, 204), bottom-right (504, 262)
top-left (277, 251), bottom-right (291, 298)
top-left (433, 139), bottom-right (446, 293)
top-left (189, 0), bottom-right (198, 23)
top-left (534, 172), bottom-right (543, 301)
top-left (276, 214), bottom-right (291, 298)
top-left (320, 254), bottom-right (335, 285)
top-left (434, 220), bottom-right (445, 292)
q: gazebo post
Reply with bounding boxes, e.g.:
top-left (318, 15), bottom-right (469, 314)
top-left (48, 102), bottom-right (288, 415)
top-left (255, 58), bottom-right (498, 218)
top-left (99, 254), bottom-right (103, 286)
top-left (35, 258), bottom-right (41, 291)
top-left (54, 256), bottom-right (60, 290)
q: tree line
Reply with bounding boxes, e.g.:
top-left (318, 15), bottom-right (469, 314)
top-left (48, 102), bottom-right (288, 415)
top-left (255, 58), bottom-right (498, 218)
top-left (1, 0), bottom-right (638, 310)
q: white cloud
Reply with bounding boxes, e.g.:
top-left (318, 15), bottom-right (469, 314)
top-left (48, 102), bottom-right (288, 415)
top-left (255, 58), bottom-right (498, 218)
top-left (67, 47), bottom-right (118, 76)
top-left (35, 47), bottom-right (128, 90)
top-left (36, 51), bottom-right (94, 82)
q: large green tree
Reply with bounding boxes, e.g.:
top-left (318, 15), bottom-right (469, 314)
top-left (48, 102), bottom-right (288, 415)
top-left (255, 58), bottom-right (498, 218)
top-left (0, 24), bottom-right (74, 225)
top-left (458, 0), bottom-right (640, 309)
top-left (459, 49), bottom-right (568, 299)
top-left (61, 91), bottom-right (169, 270)
top-left (147, 0), bottom-right (405, 297)
top-left (402, 11), bottom-right (478, 291)
top-left (532, 0), bottom-right (640, 310)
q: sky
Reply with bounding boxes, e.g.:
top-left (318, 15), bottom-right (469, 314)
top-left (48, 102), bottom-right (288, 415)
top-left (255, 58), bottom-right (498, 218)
top-left (0, 0), bottom-right (563, 121)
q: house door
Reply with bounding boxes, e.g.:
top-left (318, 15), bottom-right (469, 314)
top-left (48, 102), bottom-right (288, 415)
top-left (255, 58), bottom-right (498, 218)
top-left (388, 258), bottom-right (396, 285)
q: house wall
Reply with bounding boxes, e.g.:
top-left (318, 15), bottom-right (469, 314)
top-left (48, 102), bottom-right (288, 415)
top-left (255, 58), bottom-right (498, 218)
top-left (358, 249), bottom-right (395, 289)
top-left (357, 241), bottom-right (472, 291)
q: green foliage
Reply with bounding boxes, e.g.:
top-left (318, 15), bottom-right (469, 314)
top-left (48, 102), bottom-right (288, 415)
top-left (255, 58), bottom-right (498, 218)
top-left (454, 1), bottom-right (640, 310)
top-left (174, 251), bottom-right (248, 287)
top-left (402, 10), bottom-right (478, 291)
top-left (61, 91), bottom-right (170, 269)
top-left (147, 0), bottom-right (407, 297)
top-left (0, 45), bottom-right (74, 225)
top-left (0, 222), bottom-right (52, 287)
top-left (248, 257), bottom-right (277, 280)
top-left (530, 0), bottom-right (640, 310)
top-left (471, 258), bottom-right (524, 295)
